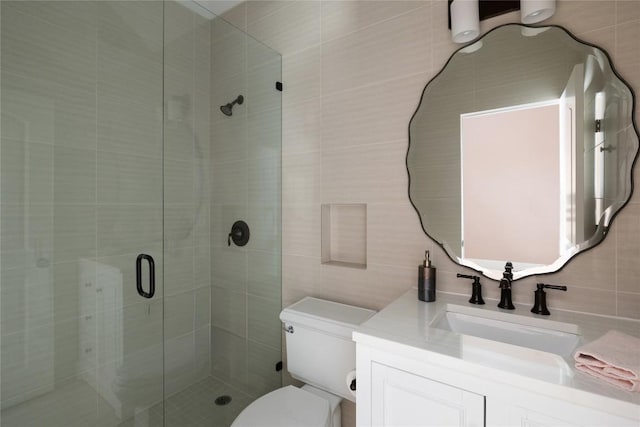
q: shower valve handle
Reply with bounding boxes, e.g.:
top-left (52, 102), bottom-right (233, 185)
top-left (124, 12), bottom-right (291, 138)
top-left (228, 221), bottom-right (250, 247)
top-left (227, 230), bottom-right (241, 246)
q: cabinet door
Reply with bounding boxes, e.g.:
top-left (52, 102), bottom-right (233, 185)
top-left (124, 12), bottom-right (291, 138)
top-left (371, 362), bottom-right (485, 427)
top-left (507, 401), bottom-right (639, 426)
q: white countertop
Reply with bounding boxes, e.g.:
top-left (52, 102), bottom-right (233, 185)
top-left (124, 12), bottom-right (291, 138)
top-left (353, 289), bottom-right (640, 418)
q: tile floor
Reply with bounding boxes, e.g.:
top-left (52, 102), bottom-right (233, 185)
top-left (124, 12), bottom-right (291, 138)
top-left (1, 376), bottom-right (252, 427)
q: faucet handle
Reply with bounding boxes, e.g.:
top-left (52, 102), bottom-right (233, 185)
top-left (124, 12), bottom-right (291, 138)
top-left (531, 283), bottom-right (567, 315)
top-left (456, 274), bottom-right (485, 305)
top-left (537, 283), bottom-right (567, 292)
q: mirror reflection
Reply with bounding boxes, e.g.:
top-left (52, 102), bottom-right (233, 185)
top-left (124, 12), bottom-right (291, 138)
top-left (407, 24), bottom-right (639, 281)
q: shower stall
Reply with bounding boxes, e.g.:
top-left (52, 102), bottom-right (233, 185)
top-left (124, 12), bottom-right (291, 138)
top-left (0, 1), bottom-right (282, 426)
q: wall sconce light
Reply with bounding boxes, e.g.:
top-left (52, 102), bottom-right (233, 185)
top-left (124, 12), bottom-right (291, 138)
top-left (450, 0), bottom-right (480, 43)
top-left (521, 0), bottom-right (556, 24)
top-left (448, 1), bottom-right (554, 43)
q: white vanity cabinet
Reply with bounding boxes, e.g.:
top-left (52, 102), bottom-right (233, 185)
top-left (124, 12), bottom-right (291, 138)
top-left (356, 342), bottom-right (638, 427)
top-left (354, 291), bottom-right (640, 427)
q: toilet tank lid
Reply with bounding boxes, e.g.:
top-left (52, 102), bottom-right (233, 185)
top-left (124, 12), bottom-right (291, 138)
top-left (280, 297), bottom-right (376, 331)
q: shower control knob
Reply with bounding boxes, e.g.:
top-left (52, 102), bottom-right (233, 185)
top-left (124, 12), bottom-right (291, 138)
top-left (228, 220), bottom-right (250, 247)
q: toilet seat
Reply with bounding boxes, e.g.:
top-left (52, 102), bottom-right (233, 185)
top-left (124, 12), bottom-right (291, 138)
top-left (231, 385), bottom-right (331, 427)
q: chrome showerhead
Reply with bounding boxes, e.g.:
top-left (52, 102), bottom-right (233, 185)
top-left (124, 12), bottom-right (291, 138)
top-left (220, 95), bottom-right (244, 116)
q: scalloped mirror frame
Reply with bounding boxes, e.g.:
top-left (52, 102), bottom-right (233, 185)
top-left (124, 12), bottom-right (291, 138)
top-left (407, 23), bottom-right (640, 282)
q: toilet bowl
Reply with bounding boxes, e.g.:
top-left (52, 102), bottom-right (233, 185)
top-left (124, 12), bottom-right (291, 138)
top-left (231, 385), bottom-right (341, 427)
top-left (231, 297), bottom-right (376, 427)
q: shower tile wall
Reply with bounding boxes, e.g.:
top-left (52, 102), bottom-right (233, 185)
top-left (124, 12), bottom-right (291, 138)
top-left (222, 1), bottom-right (639, 426)
top-left (209, 15), bottom-right (282, 399)
top-left (1, 0), bottom-right (211, 421)
top-left (163, 0), bottom-right (212, 398)
top-left (1, 0), bottom-right (165, 419)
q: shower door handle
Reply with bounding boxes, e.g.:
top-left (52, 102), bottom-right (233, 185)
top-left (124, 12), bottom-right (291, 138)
top-left (136, 254), bottom-right (155, 299)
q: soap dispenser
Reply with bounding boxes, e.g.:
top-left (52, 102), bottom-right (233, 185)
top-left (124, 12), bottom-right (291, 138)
top-left (418, 251), bottom-right (436, 302)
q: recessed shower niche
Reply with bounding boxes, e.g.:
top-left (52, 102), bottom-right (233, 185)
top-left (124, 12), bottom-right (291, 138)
top-left (321, 204), bottom-right (367, 269)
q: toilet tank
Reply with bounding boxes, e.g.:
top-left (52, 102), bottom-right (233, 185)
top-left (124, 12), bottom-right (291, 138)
top-left (280, 297), bottom-right (376, 402)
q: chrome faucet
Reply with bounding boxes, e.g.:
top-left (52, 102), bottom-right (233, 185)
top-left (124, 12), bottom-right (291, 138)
top-left (497, 261), bottom-right (515, 310)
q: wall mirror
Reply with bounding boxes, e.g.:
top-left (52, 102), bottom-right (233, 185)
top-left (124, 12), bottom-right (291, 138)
top-left (407, 24), bottom-right (639, 281)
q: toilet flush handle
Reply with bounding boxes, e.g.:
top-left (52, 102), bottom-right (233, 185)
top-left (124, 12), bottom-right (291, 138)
top-left (283, 325), bottom-right (294, 334)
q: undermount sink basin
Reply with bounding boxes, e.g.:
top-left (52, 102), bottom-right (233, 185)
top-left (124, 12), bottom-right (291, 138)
top-left (431, 304), bottom-right (581, 359)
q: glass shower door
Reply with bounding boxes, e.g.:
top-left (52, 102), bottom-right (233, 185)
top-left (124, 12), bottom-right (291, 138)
top-left (1, 2), bottom-right (165, 426)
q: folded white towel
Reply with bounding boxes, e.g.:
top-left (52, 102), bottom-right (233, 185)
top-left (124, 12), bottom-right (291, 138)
top-left (574, 330), bottom-right (640, 392)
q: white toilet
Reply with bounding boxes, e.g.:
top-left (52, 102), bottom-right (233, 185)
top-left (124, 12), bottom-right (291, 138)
top-left (231, 297), bottom-right (376, 427)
